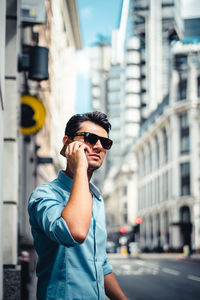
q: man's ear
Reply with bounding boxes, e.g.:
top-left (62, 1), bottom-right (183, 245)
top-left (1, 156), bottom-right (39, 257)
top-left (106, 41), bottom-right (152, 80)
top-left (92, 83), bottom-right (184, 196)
top-left (63, 136), bottom-right (68, 145)
top-left (62, 136), bottom-right (73, 147)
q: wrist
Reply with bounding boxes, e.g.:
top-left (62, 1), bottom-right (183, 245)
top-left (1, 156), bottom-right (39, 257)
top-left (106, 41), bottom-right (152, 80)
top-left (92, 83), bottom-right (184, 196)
top-left (75, 165), bottom-right (88, 175)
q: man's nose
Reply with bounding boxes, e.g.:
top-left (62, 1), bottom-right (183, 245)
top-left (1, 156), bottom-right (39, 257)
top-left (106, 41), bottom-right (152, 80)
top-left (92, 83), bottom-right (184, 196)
top-left (93, 138), bottom-right (103, 149)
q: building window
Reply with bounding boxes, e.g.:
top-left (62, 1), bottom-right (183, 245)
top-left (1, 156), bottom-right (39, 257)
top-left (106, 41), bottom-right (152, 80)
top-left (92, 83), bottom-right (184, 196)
top-left (141, 150), bottom-right (145, 176)
top-left (180, 162), bottom-right (190, 196)
top-left (179, 112), bottom-right (190, 154)
top-left (163, 171), bottom-right (168, 201)
top-left (155, 136), bottom-right (160, 168)
top-left (162, 128), bottom-right (168, 163)
top-left (143, 151), bottom-right (146, 176)
top-left (148, 143), bottom-right (152, 172)
top-left (150, 181), bottom-right (152, 206)
top-left (178, 78), bottom-right (187, 100)
top-left (198, 76), bottom-right (200, 98)
top-left (123, 213), bottom-right (128, 223)
top-left (137, 154), bottom-right (141, 178)
top-left (175, 54), bottom-right (188, 101)
top-left (122, 186), bottom-right (127, 196)
top-left (155, 177), bottom-right (158, 204)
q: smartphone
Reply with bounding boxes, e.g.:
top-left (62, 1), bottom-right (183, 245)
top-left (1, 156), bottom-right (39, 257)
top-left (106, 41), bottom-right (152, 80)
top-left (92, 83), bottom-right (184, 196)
top-left (60, 138), bottom-right (73, 157)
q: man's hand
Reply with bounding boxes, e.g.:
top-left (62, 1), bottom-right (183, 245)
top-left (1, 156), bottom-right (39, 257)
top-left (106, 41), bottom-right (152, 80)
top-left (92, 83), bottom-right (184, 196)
top-left (65, 141), bottom-right (90, 174)
top-left (104, 272), bottom-right (128, 300)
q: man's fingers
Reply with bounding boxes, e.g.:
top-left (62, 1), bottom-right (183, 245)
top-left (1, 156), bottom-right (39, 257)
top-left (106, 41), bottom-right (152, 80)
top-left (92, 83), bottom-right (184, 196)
top-left (66, 141), bottom-right (85, 156)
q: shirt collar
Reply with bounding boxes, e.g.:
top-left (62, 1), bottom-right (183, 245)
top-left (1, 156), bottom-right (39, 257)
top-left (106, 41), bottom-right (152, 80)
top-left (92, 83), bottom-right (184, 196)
top-left (58, 171), bottom-right (102, 201)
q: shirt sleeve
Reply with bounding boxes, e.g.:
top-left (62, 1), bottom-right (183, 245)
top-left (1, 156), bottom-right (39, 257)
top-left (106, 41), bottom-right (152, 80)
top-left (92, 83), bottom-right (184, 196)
top-left (28, 184), bottom-right (80, 247)
top-left (102, 254), bottom-right (112, 276)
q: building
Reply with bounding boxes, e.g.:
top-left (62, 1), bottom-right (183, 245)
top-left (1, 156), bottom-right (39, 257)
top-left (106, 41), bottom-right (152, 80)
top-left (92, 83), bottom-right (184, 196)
top-left (1, 1), bottom-right (81, 298)
top-left (103, 17), bottom-right (200, 252)
top-left (134, 37), bottom-right (200, 251)
top-left (90, 42), bottom-right (111, 189)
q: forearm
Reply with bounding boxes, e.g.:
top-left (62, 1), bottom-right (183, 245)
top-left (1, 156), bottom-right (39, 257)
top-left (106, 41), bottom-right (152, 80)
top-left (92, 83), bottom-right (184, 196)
top-left (104, 272), bottom-right (127, 300)
top-left (61, 167), bottom-right (92, 242)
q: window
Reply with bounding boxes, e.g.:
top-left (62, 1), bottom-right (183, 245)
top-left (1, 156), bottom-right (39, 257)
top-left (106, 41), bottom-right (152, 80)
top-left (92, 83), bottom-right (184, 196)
top-left (158, 177), bottom-right (160, 204)
top-left (122, 186), bottom-right (127, 196)
top-left (179, 112), bottom-right (190, 154)
top-left (108, 78), bottom-right (120, 91)
top-left (155, 136), bottom-right (160, 168)
top-left (175, 54), bottom-right (187, 70)
top-left (123, 213), bottom-right (128, 223)
top-left (178, 78), bottom-right (187, 100)
top-left (198, 76), bottom-right (200, 98)
top-left (163, 171), bottom-right (168, 201)
top-left (144, 185), bottom-right (146, 209)
top-left (162, 128), bottom-right (168, 163)
top-left (150, 181), bottom-right (152, 207)
top-left (175, 55), bottom-right (188, 101)
top-left (180, 162), bottom-right (190, 196)
top-left (148, 143), bottom-right (152, 172)
top-left (108, 91), bottom-right (120, 104)
top-left (155, 178), bottom-right (158, 204)
top-left (143, 151), bottom-right (146, 176)
top-left (141, 150), bottom-right (145, 177)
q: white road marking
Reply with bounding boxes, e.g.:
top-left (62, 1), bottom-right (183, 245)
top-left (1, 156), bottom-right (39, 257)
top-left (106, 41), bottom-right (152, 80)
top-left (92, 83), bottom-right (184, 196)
top-left (111, 259), bottom-right (160, 276)
top-left (162, 268), bottom-right (180, 276)
top-left (110, 258), bottom-right (200, 281)
top-left (188, 275), bottom-right (200, 282)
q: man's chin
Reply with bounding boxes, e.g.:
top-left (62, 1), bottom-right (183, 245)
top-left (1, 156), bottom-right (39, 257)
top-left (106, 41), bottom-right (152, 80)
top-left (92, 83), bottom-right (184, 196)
top-left (88, 163), bottom-right (101, 171)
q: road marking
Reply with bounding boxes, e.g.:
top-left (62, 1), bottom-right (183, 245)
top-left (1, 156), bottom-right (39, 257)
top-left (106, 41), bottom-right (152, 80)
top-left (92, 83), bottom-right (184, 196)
top-left (188, 275), bottom-right (200, 282)
top-left (162, 268), bottom-right (180, 276)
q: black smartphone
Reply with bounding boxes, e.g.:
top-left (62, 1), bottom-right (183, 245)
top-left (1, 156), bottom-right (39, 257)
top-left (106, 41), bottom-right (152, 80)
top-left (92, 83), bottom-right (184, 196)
top-left (60, 138), bottom-right (73, 157)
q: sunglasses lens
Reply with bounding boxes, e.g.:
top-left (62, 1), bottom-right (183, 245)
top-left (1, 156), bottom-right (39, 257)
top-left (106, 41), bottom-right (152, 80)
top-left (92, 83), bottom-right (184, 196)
top-left (101, 138), bottom-right (112, 150)
top-left (85, 133), bottom-right (98, 145)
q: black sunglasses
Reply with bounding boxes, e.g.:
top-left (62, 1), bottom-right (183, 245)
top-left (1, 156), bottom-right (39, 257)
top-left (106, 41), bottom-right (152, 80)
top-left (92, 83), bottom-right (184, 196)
top-left (72, 132), bottom-right (113, 150)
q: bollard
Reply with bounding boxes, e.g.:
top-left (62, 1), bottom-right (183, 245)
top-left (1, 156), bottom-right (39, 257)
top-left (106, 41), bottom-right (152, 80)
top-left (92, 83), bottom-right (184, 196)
top-left (183, 245), bottom-right (190, 257)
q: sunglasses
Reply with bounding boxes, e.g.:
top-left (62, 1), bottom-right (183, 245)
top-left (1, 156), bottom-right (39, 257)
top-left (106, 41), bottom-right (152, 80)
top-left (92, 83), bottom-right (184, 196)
top-left (72, 132), bottom-right (113, 150)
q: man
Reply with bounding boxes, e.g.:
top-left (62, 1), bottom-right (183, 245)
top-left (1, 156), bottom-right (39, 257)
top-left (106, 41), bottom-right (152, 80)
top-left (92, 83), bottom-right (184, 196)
top-left (28, 112), bottom-right (127, 300)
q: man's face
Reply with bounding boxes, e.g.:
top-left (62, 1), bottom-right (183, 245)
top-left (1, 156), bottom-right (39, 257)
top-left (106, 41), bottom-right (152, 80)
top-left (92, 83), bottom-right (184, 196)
top-left (73, 121), bottom-right (108, 171)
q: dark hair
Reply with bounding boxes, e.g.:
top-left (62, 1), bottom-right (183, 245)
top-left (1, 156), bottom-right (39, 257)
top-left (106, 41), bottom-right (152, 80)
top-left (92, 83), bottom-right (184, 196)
top-left (65, 111), bottom-right (111, 137)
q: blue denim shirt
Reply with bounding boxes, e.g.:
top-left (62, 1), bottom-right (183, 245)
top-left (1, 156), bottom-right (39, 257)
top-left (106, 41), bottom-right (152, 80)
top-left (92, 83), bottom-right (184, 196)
top-left (28, 171), bottom-right (112, 300)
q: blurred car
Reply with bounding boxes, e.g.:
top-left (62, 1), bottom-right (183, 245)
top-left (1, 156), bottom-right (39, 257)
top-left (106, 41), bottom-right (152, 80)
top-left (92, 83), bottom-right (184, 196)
top-left (106, 241), bottom-right (117, 253)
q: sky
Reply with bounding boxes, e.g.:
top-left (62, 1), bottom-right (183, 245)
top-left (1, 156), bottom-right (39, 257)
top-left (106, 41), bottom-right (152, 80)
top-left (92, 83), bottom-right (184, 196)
top-left (77, 0), bottom-right (123, 47)
top-left (75, 0), bottom-right (200, 114)
top-left (75, 0), bottom-right (122, 113)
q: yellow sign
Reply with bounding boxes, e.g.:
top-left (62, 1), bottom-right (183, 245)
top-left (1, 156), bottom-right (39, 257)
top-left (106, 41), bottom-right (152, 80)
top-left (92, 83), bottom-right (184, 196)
top-left (20, 94), bottom-right (46, 135)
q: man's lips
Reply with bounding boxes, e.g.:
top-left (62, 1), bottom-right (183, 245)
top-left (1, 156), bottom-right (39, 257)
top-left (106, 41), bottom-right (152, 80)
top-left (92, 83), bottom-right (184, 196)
top-left (88, 154), bottom-right (101, 159)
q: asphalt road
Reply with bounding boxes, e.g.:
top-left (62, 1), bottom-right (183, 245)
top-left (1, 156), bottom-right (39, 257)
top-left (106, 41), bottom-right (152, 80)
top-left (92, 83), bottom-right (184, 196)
top-left (108, 253), bottom-right (200, 300)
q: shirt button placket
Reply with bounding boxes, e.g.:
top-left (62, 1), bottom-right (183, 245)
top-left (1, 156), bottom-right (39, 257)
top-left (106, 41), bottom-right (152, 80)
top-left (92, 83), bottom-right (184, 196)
top-left (93, 217), bottom-right (100, 299)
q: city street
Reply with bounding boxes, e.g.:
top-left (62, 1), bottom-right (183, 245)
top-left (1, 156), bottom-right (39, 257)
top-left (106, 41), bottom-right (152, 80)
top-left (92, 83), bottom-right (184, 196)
top-left (108, 253), bottom-right (200, 300)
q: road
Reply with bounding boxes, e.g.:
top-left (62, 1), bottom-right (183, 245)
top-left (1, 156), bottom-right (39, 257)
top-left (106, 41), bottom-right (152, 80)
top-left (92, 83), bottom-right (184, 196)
top-left (108, 253), bottom-right (200, 300)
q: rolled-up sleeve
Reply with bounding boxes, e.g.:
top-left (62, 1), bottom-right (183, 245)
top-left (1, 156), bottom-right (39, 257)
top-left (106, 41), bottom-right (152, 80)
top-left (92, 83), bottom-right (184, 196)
top-left (102, 254), bottom-right (112, 276)
top-left (28, 185), bottom-right (79, 247)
